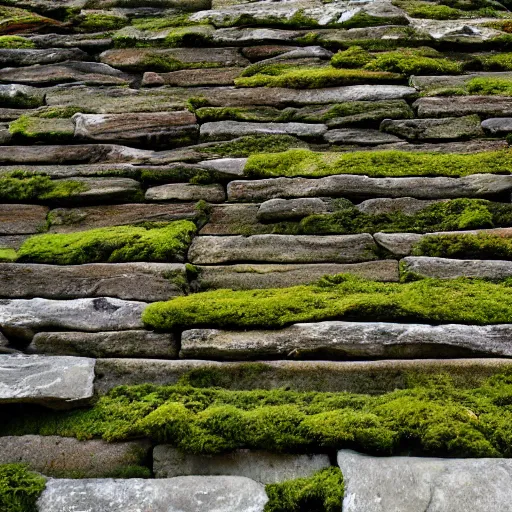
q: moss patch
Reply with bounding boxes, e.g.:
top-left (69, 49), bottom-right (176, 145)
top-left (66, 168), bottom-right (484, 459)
top-left (17, 220), bottom-right (196, 264)
top-left (0, 248), bottom-right (16, 262)
top-left (0, 35), bottom-right (34, 48)
top-left (77, 13), bottom-right (128, 32)
top-left (9, 115), bottom-right (75, 142)
top-left (0, 464), bottom-right (46, 512)
top-left (467, 77), bottom-right (512, 96)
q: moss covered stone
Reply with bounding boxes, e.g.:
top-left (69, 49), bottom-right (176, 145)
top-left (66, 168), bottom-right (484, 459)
top-left (467, 77), bottom-right (512, 96)
top-left (9, 115), bottom-right (75, 142)
top-left (0, 248), bottom-right (16, 262)
top-left (0, 35), bottom-right (34, 48)
top-left (77, 12), bottom-right (128, 33)
top-left (0, 464), bottom-right (46, 512)
top-left (17, 220), bottom-right (197, 265)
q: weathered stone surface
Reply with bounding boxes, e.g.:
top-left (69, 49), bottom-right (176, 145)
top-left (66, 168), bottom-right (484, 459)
top-left (0, 84), bottom-right (45, 108)
top-left (339, 450), bottom-right (512, 512)
top-left (257, 198), bottom-right (331, 222)
top-left (199, 203), bottom-right (273, 235)
top-left (414, 96), bottom-right (512, 119)
top-left (29, 33), bottom-right (113, 50)
top-left (411, 71), bottom-right (512, 93)
top-left (0, 355), bottom-right (94, 407)
top-left (193, 261), bottom-right (400, 290)
top-left (200, 121), bottom-right (327, 141)
top-left (227, 174), bottom-right (512, 202)
top-left (188, 234), bottom-right (378, 264)
top-left (153, 446), bottom-right (330, 483)
top-left (181, 322), bottom-right (512, 360)
top-left (0, 436), bottom-right (151, 478)
top-left (402, 256), bottom-right (512, 280)
top-left (73, 111), bottom-right (199, 147)
top-left (356, 197), bottom-right (440, 215)
top-left (37, 476), bottom-right (268, 512)
top-left (0, 263), bottom-right (187, 301)
top-left (0, 48), bottom-right (87, 67)
top-left (200, 158), bottom-right (247, 177)
top-left (374, 232), bottom-right (423, 257)
top-left (481, 117), bottom-right (512, 135)
top-left (0, 62), bottom-right (132, 86)
top-left (381, 115), bottom-right (484, 141)
top-left (146, 183), bottom-right (226, 203)
top-left (30, 330), bottom-right (178, 358)
top-left (48, 203), bottom-right (198, 233)
top-left (0, 205), bottom-right (48, 235)
top-left (324, 128), bottom-right (402, 145)
top-left (87, 0), bottom-right (210, 9)
top-left (392, 139), bottom-right (508, 154)
top-left (0, 235), bottom-right (28, 250)
top-left (0, 297), bottom-right (145, 341)
top-left (142, 68), bottom-right (243, 87)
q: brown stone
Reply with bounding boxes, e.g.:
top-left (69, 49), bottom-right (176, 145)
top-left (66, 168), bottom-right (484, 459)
top-left (0, 204), bottom-right (48, 235)
top-left (142, 68), bottom-right (243, 87)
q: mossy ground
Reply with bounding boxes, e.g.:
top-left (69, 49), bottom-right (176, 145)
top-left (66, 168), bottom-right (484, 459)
top-left (0, 464), bottom-right (46, 512)
top-left (17, 220), bottom-right (197, 265)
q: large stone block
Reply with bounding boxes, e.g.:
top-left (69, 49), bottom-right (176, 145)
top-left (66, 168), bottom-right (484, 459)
top-left (0, 204), bottom-right (48, 235)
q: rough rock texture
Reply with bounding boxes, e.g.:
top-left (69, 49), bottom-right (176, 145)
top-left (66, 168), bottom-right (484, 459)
top-left (414, 96), bottom-right (512, 118)
top-left (339, 450), bottom-right (512, 512)
top-left (0, 204), bottom-right (48, 234)
top-left (146, 183), bottom-right (226, 203)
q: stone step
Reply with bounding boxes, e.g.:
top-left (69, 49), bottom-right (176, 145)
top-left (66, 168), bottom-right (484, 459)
top-left (180, 322), bottom-right (512, 361)
top-left (0, 204), bottom-right (48, 235)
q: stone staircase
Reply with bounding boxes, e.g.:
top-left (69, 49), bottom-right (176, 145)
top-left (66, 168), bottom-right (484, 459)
top-left (2, 0), bottom-right (512, 509)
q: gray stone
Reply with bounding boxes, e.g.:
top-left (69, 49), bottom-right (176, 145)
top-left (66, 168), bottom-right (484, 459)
top-left (227, 174), bottom-right (512, 202)
top-left (181, 321), bottom-right (512, 360)
top-left (0, 297), bottom-right (145, 341)
top-left (142, 67), bottom-right (243, 87)
top-left (193, 261), bottom-right (400, 290)
top-left (0, 235), bottom-right (28, 250)
top-left (325, 128), bottom-right (402, 145)
top-left (257, 198), bottom-right (331, 222)
top-left (30, 330), bottom-right (178, 359)
top-left (37, 476), bottom-right (268, 512)
top-left (0, 48), bottom-right (87, 67)
top-left (356, 197), bottom-right (440, 216)
top-left (153, 446), bottom-right (330, 483)
top-left (374, 232), bottom-right (423, 257)
top-left (199, 203), bottom-right (273, 235)
top-left (414, 96), bottom-right (512, 119)
top-left (146, 183), bottom-right (226, 203)
top-left (339, 450), bottom-right (512, 512)
top-left (200, 121), bottom-right (327, 141)
top-left (391, 139), bottom-right (508, 154)
top-left (0, 263), bottom-right (187, 301)
top-left (188, 234), bottom-right (378, 264)
top-left (412, 71), bottom-right (512, 91)
top-left (29, 33), bottom-right (112, 51)
top-left (481, 117), bottom-right (512, 135)
top-left (0, 204), bottom-right (48, 235)
top-left (0, 84), bottom-right (45, 108)
top-left (199, 158), bottom-right (247, 178)
top-left (87, 0), bottom-right (211, 9)
top-left (0, 436), bottom-right (151, 478)
top-left (0, 355), bottom-right (94, 407)
top-left (380, 115), bottom-right (484, 141)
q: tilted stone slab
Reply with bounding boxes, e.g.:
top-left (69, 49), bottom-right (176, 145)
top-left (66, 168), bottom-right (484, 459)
top-left (181, 322), bottom-right (512, 360)
top-left (193, 261), bottom-right (399, 290)
top-left (0, 263), bottom-right (187, 302)
top-left (227, 174), bottom-right (512, 202)
top-left (37, 476), bottom-right (268, 512)
top-left (154, 446), bottom-right (330, 484)
top-left (0, 48), bottom-right (87, 67)
top-left (0, 355), bottom-right (94, 407)
top-left (188, 234), bottom-right (378, 264)
top-left (0, 436), bottom-right (151, 478)
top-left (146, 183), bottom-right (226, 203)
top-left (414, 96), bottom-right (512, 118)
top-left (0, 297), bottom-right (145, 341)
top-left (29, 330), bottom-right (178, 359)
top-left (0, 204), bottom-right (48, 235)
top-left (339, 450), bottom-right (512, 512)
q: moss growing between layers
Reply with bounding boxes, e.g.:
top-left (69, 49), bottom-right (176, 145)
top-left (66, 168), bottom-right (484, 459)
top-left (17, 220), bottom-right (197, 264)
top-left (77, 13), bottom-right (128, 32)
top-left (0, 35), bottom-right (34, 48)
top-left (9, 114), bottom-right (75, 142)
top-left (0, 464), bottom-right (46, 512)
top-left (467, 77), bottom-right (512, 96)
top-left (0, 248), bottom-right (16, 262)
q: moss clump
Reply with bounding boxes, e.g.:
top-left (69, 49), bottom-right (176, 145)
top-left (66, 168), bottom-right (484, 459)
top-left (0, 5), bottom-right (57, 34)
top-left (17, 220), bottom-right (196, 265)
top-left (0, 248), bottom-right (16, 262)
top-left (479, 53), bottom-right (512, 71)
top-left (330, 46), bottom-right (374, 68)
top-left (413, 233), bottom-right (512, 259)
top-left (77, 13), bottom-right (128, 32)
top-left (265, 468), bottom-right (344, 512)
top-left (143, 274), bottom-right (512, 330)
top-left (405, 2), bottom-right (462, 19)
top-left (467, 77), bottom-right (512, 96)
top-left (9, 115), bottom-right (75, 142)
top-left (244, 149), bottom-right (512, 179)
top-left (0, 464), bottom-right (46, 512)
top-left (0, 35), bottom-right (34, 48)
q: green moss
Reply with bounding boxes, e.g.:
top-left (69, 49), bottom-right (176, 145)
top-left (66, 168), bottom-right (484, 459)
top-left (35, 106), bottom-right (87, 118)
top-left (0, 35), bottom-right (34, 48)
top-left (478, 53), bottom-right (512, 71)
top-left (330, 46), bottom-right (373, 68)
top-left (9, 115), bottom-right (75, 142)
top-left (137, 54), bottom-right (223, 73)
top-left (0, 5), bottom-right (56, 33)
top-left (164, 25), bottom-right (213, 48)
top-left (405, 2), bottom-right (462, 19)
top-left (78, 13), bottom-right (128, 32)
top-left (0, 248), bottom-right (16, 262)
top-left (244, 149), bottom-right (512, 179)
top-left (467, 77), bottom-right (512, 96)
top-left (17, 220), bottom-right (196, 265)
top-left (265, 468), bottom-right (344, 512)
top-left (143, 274), bottom-right (512, 330)
top-left (0, 464), bottom-right (46, 512)
top-left (130, 15), bottom-right (194, 31)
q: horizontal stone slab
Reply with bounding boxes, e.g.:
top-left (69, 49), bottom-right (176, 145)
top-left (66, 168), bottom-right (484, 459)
top-left (339, 450), bottom-right (512, 512)
top-left (324, 128), bottom-right (402, 145)
top-left (0, 204), bottom-right (48, 235)
top-left (0, 263), bottom-right (187, 302)
top-left (227, 174), bottom-right (512, 202)
top-left (0, 436), bottom-right (151, 478)
top-left (188, 234), bottom-right (378, 264)
top-left (0, 355), bottom-right (94, 407)
top-left (199, 204), bottom-right (269, 235)
top-left (193, 261), bottom-right (399, 290)
top-left (0, 48), bottom-right (87, 67)
top-left (181, 322), bottom-right (512, 360)
top-left (29, 330), bottom-right (178, 359)
top-left (142, 68), bottom-right (243, 87)
top-left (145, 183), bottom-right (226, 203)
top-left (257, 197), bottom-right (332, 222)
top-left (411, 71), bottom-right (512, 92)
top-left (153, 446), bottom-right (330, 484)
top-left (414, 96), bottom-right (512, 118)
top-left (0, 297), bottom-right (145, 341)
top-left (37, 476), bottom-right (268, 512)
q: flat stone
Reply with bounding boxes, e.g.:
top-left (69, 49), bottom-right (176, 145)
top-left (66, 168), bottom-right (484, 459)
top-left (200, 121), bottom-right (327, 142)
top-left (142, 68), bottom-right (243, 87)
top-left (153, 446), bottom-right (330, 484)
top-left (87, 0), bottom-right (211, 8)
top-left (0, 84), bottom-right (45, 108)
top-left (356, 197), bottom-right (441, 216)
top-left (146, 183), bottom-right (226, 203)
top-left (0, 355), bottom-right (94, 407)
top-left (411, 71), bottom-right (512, 93)
top-left (392, 140), bottom-right (508, 154)
top-left (199, 203), bottom-right (273, 235)
top-left (0, 263), bottom-right (187, 301)
top-left (29, 330), bottom-right (178, 359)
top-left (380, 115), bottom-right (484, 141)
top-left (414, 96), bottom-right (512, 118)
top-left (181, 322), bottom-right (512, 360)
top-left (339, 450), bottom-right (512, 512)
top-left (48, 203), bottom-right (198, 233)
top-left (0, 48), bottom-right (87, 67)
top-left (374, 232), bottom-right (424, 257)
top-left (193, 261), bottom-right (400, 290)
top-left (403, 256), bottom-right (512, 280)
top-left (0, 62), bottom-right (132, 86)
top-left (0, 436), bottom-right (151, 478)
top-left (188, 234), bottom-right (378, 264)
top-left (73, 111), bottom-right (199, 147)
top-left (325, 128), bottom-right (402, 145)
top-left (257, 198), bottom-right (332, 222)
top-left (0, 235), bottom-right (28, 250)
top-left (0, 107), bottom-right (33, 121)
top-left (199, 158), bottom-right (247, 178)
top-left (37, 476), bottom-right (268, 512)
top-left (29, 33), bottom-right (112, 51)
top-left (0, 297), bottom-right (145, 342)
top-left (481, 117), bottom-right (512, 135)
top-left (227, 174), bottom-right (512, 202)
top-left (0, 205), bottom-right (48, 235)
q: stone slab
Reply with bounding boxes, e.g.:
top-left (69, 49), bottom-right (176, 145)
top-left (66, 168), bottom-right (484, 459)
top-left (146, 183), bottom-right (226, 203)
top-left (0, 204), bottom-right (48, 235)
top-left (414, 96), bottom-right (512, 118)
top-left (0, 48), bottom-right (87, 67)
